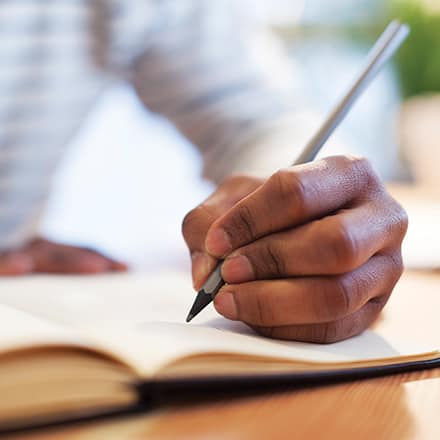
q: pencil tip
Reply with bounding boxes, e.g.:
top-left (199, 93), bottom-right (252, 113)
top-left (185, 289), bottom-right (215, 324)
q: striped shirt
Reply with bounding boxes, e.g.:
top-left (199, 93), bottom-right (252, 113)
top-left (0, 0), bottom-right (317, 250)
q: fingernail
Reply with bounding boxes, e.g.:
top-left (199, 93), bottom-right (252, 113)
top-left (206, 228), bottom-right (232, 256)
top-left (222, 255), bottom-right (254, 283)
top-left (191, 252), bottom-right (216, 290)
top-left (214, 290), bottom-right (238, 320)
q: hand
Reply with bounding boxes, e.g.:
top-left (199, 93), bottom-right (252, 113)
top-left (0, 238), bottom-right (127, 275)
top-left (183, 156), bottom-right (408, 343)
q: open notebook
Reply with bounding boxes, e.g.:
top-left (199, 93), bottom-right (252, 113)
top-left (0, 271), bottom-right (438, 430)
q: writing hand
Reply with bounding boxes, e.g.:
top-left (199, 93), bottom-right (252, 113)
top-left (183, 156), bottom-right (407, 343)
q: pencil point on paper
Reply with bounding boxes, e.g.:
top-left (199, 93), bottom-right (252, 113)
top-left (185, 263), bottom-right (225, 323)
top-left (185, 289), bottom-right (214, 323)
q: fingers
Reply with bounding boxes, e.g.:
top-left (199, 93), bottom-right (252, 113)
top-left (221, 199), bottom-right (407, 283)
top-left (253, 299), bottom-right (386, 343)
top-left (27, 239), bottom-right (128, 274)
top-left (182, 176), bottom-right (263, 289)
top-left (214, 253), bottom-right (402, 329)
top-left (200, 156), bottom-right (407, 343)
top-left (0, 251), bottom-right (33, 276)
top-left (205, 156), bottom-right (383, 258)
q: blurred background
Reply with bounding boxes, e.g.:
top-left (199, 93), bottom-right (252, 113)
top-left (41, 0), bottom-right (440, 270)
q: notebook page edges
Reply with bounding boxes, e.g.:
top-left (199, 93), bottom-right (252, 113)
top-left (0, 303), bottom-right (84, 354)
top-left (0, 303), bottom-right (139, 378)
top-left (84, 320), bottom-right (439, 378)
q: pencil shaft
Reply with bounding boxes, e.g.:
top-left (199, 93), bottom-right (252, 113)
top-left (293, 21), bottom-right (409, 166)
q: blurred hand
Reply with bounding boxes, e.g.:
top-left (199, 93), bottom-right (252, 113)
top-left (0, 238), bottom-right (127, 275)
top-left (183, 156), bottom-right (408, 343)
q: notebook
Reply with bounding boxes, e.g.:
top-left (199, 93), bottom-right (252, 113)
top-left (0, 271), bottom-right (438, 430)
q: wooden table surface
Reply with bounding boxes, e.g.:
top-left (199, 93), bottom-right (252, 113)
top-left (10, 270), bottom-right (440, 440)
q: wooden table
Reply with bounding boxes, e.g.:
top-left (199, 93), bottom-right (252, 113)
top-left (10, 270), bottom-right (440, 440)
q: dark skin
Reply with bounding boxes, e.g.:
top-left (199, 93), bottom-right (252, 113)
top-left (182, 156), bottom-right (408, 343)
top-left (0, 239), bottom-right (127, 275)
top-left (0, 155), bottom-right (407, 343)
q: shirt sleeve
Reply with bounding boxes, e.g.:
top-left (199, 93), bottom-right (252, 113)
top-left (129, 0), bottom-right (323, 183)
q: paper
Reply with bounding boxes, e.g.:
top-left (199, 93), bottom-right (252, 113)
top-left (0, 303), bottom-right (83, 353)
top-left (0, 272), bottom-right (192, 327)
top-left (0, 272), bottom-right (437, 377)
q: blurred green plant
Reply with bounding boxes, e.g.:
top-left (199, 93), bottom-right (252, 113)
top-left (387, 0), bottom-right (440, 97)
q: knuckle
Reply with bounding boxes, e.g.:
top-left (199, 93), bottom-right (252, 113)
top-left (327, 221), bottom-right (359, 270)
top-left (224, 204), bottom-right (258, 243)
top-left (270, 168), bottom-right (308, 213)
top-left (257, 240), bottom-right (285, 278)
top-left (181, 206), bottom-right (206, 240)
top-left (340, 155), bottom-right (382, 193)
top-left (366, 295), bottom-right (389, 319)
top-left (245, 289), bottom-right (276, 327)
top-left (388, 199), bottom-right (409, 242)
top-left (181, 208), bottom-right (197, 238)
top-left (397, 207), bottom-right (409, 238)
top-left (374, 195), bottom-right (409, 250)
top-left (387, 252), bottom-right (404, 281)
top-left (255, 291), bottom-right (274, 327)
top-left (342, 154), bottom-right (371, 175)
top-left (323, 275), bottom-right (354, 321)
top-left (349, 155), bottom-right (371, 171)
top-left (356, 158), bottom-right (381, 191)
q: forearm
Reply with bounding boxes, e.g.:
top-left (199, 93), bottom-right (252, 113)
top-left (130, 2), bottom-right (325, 183)
top-left (200, 110), bottom-right (322, 182)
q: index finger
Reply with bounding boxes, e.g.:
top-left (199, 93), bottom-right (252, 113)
top-left (182, 176), bottom-right (263, 254)
top-left (205, 156), bottom-right (382, 257)
top-left (182, 175), bottom-right (263, 288)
